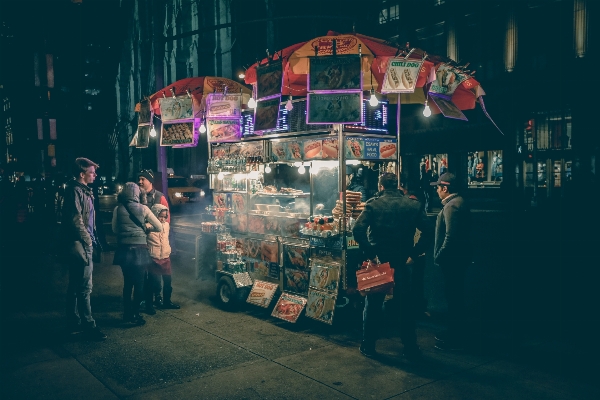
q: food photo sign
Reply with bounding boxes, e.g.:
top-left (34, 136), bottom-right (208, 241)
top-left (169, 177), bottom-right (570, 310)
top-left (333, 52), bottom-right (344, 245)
top-left (136, 125), bottom-right (150, 149)
top-left (160, 122), bottom-right (197, 147)
top-left (305, 289), bottom-right (336, 325)
top-left (308, 55), bottom-right (362, 91)
top-left (430, 64), bottom-right (468, 96)
top-left (256, 60), bottom-right (283, 100)
top-left (158, 96), bottom-right (195, 122)
top-left (429, 93), bottom-right (468, 121)
top-left (271, 293), bottom-right (307, 323)
top-left (307, 92), bottom-right (362, 124)
top-left (345, 137), bottom-right (397, 160)
top-left (254, 97), bottom-right (281, 134)
top-left (381, 58), bottom-right (424, 93)
top-left (206, 93), bottom-right (242, 118)
top-left (246, 280), bottom-right (279, 308)
top-left (308, 263), bottom-right (340, 293)
top-left (207, 119), bottom-right (241, 143)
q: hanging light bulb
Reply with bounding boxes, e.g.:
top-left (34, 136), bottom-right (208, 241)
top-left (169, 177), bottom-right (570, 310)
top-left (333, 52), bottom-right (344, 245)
top-left (238, 72), bottom-right (245, 79)
top-left (369, 89), bottom-right (379, 107)
top-left (199, 120), bottom-right (207, 134)
top-left (248, 97), bottom-right (256, 109)
top-left (298, 163), bottom-right (306, 174)
top-left (150, 125), bottom-right (157, 137)
top-left (422, 100), bottom-right (432, 117)
top-left (217, 172), bottom-right (224, 180)
top-left (265, 164), bottom-right (272, 173)
top-left (285, 96), bottom-right (293, 111)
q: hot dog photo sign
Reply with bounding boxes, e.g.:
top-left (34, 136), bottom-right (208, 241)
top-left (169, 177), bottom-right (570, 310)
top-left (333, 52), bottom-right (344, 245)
top-left (381, 58), bottom-right (424, 94)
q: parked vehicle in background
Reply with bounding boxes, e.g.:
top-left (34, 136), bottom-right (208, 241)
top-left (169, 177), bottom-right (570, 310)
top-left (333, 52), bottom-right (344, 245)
top-left (167, 176), bottom-right (203, 206)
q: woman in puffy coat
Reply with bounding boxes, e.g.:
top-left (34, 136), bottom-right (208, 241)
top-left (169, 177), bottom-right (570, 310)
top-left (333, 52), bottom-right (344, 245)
top-left (145, 204), bottom-right (180, 311)
top-left (112, 182), bottom-right (162, 325)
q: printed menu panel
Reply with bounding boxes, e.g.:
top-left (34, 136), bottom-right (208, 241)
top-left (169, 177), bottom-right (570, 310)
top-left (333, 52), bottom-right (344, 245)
top-left (307, 92), bottom-right (362, 124)
top-left (305, 289), bottom-right (336, 324)
top-left (430, 64), bottom-right (468, 96)
top-left (308, 263), bottom-right (340, 293)
top-left (246, 280), bottom-right (279, 308)
top-left (271, 293), bottom-right (307, 323)
top-left (256, 60), bottom-right (283, 100)
top-left (309, 56), bottom-right (362, 91)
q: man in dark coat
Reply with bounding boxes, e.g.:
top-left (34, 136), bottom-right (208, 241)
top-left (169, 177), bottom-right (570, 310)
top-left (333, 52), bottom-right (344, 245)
top-left (353, 173), bottom-right (433, 360)
top-left (430, 172), bottom-right (471, 350)
top-left (61, 157), bottom-right (107, 341)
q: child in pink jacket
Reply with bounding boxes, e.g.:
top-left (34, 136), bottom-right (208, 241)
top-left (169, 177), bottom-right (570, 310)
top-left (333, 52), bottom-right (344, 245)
top-left (146, 204), bottom-right (180, 310)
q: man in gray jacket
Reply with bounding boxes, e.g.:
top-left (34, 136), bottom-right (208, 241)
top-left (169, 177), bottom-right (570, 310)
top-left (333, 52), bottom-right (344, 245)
top-left (430, 173), bottom-right (471, 350)
top-left (61, 158), bottom-right (106, 341)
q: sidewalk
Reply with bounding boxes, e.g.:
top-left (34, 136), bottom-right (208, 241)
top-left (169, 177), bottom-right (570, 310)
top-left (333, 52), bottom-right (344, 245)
top-left (1, 242), bottom-right (597, 400)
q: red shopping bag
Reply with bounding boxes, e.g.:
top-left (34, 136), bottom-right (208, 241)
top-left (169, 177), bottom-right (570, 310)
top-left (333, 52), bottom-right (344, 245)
top-left (356, 258), bottom-right (394, 295)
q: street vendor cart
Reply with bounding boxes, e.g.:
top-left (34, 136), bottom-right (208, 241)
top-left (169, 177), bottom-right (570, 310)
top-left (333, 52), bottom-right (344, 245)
top-left (197, 95), bottom-right (399, 325)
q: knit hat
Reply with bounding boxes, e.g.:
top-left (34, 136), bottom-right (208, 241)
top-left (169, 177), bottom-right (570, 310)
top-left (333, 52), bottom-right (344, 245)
top-left (138, 169), bottom-right (154, 184)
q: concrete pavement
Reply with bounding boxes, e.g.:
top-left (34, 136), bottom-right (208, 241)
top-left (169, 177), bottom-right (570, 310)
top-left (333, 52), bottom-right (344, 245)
top-left (1, 235), bottom-right (598, 400)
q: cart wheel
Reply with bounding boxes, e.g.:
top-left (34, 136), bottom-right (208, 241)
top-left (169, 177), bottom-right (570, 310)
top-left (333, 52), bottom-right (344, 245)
top-left (217, 276), bottom-right (237, 309)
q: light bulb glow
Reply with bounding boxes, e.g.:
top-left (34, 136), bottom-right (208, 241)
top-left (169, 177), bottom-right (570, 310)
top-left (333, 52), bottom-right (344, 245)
top-left (285, 97), bottom-right (293, 111)
top-left (217, 172), bottom-right (224, 180)
top-left (298, 165), bottom-right (306, 174)
top-left (199, 122), bottom-right (207, 133)
top-left (369, 92), bottom-right (379, 107)
top-left (265, 165), bottom-right (272, 173)
top-left (248, 97), bottom-right (256, 108)
top-left (238, 73), bottom-right (245, 79)
top-left (150, 125), bottom-right (157, 137)
top-left (423, 102), bottom-right (432, 117)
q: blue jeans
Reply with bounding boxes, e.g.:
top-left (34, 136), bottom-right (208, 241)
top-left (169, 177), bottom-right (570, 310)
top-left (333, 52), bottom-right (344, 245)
top-left (66, 245), bottom-right (95, 329)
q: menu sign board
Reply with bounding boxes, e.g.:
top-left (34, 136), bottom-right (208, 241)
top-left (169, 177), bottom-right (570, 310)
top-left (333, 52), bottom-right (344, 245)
top-left (246, 280), bottom-right (279, 308)
top-left (345, 137), bottom-right (397, 160)
top-left (159, 96), bottom-right (194, 122)
top-left (303, 139), bottom-right (322, 159)
top-left (256, 60), bottom-right (283, 100)
top-left (138, 100), bottom-right (152, 125)
top-left (381, 58), bottom-right (424, 93)
top-left (308, 56), bottom-right (362, 91)
top-left (430, 64), bottom-right (468, 96)
top-left (136, 125), bottom-right (150, 148)
top-left (206, 93), bottom-right (242, 118)
top-left (207, 119), bottom-right (241, 143)
top-left (307, 92), bottom-right (362, 124)
top-left (305, 290), bottom-right (336, 324)
top-left (254, 97), bottom-right (281, 133)
top-left (271, 293), bottom-right (307, 323)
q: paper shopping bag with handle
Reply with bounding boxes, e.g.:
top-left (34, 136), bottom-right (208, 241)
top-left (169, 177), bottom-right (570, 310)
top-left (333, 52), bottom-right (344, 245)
top-left (356, 258), bottom-right (394, 295)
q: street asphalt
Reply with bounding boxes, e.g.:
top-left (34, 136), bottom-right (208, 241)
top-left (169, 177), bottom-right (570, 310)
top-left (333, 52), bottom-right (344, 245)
top-left (1, 208), bottom-right (598, 399)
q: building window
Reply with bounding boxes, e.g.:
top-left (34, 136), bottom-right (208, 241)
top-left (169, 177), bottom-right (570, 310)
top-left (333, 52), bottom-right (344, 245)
top-left (379, 3), bottom-right (399, 24)
top-left (46, 54), bottom-right (54, 88)
top-left (49, 119), bottom-right (57, 140)
top-left (37, 118), bottom-right (44, 140)
top-left (434, 0), bottom-right (445, 5)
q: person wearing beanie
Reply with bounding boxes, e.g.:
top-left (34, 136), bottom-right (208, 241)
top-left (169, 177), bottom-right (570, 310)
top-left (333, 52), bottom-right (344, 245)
top-left (138, 169), bottom-right (170, 223)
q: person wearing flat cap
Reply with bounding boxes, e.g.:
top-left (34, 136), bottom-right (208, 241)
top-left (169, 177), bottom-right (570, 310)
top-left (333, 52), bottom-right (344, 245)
top-left (430, 172), bottom-right (471, 351)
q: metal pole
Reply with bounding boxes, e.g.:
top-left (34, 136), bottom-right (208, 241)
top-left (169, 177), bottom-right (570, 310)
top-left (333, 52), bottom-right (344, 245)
top-left (397, 94), bottom-right (401, 187)
top-left (153, 0), bottom-right (168, 193)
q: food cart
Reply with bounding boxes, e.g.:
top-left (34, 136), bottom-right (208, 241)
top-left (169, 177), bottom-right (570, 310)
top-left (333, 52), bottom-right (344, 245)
top-left (196, 94), bottom-right (399, 325)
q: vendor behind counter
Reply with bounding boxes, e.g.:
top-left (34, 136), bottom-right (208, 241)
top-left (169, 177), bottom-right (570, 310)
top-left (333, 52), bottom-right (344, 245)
top-left (346, 165), bottom-right (367, 202)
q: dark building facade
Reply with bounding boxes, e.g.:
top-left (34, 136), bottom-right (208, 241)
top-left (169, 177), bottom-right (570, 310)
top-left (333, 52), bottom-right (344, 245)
top-left (116, 0), bottom-right (595, 207)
